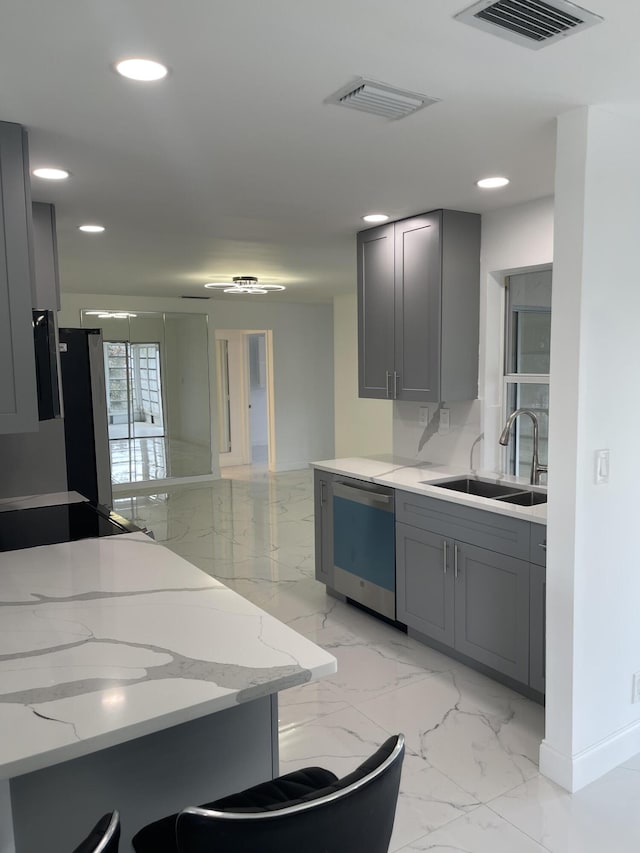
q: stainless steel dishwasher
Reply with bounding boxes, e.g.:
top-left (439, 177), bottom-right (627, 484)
top-left (332, 479), bottom-right (396, 620)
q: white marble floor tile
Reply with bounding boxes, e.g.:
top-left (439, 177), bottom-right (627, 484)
top-left (278, 705), bottom-right (395, 778)
top-left (119, 469), bottom-right (640, 853)
top-left (488, 766), bottom-right (640, 853)
top-left (354, 670), bottom-right (541, 802)
top-left (278, 680), bottom-right (350, 730)
top-left (390, 752), bottom-right (482, 851)
top-left (395, 805), bottom-right (549, 852)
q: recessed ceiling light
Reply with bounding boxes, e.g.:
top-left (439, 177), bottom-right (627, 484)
top-left (362, 213), bottom-right (390, 223)
top-left (32, 168), bottom-right (70, 180)
top-left (476, 176), bottom-right (510, 189)
top-left (79, 224), bottom-right (105, 233)
top-left (115, 58), bottom-right (169, 81)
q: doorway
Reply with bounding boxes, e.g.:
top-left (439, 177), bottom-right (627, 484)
top-left (215, 330), bottom-right (275, 470)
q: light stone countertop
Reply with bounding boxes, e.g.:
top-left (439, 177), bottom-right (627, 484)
top-left (0, 532), bottom-right (337, 779)
top-left (312, 456), bottom-right (547, 524)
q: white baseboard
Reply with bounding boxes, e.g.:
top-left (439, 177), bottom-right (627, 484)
top-left (272, 460), bottom-right (311, 473)
top-left (540, 716), bottom-right (640, 791)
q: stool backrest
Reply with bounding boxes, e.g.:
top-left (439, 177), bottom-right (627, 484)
top-left (176, 734), bottom-right (404, 853)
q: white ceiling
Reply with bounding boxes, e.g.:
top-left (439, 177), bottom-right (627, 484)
top-left (1, 0), bottom-right (636, 302)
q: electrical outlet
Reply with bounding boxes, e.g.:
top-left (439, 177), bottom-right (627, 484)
top-left (633, 671), bottom-right (640, 704)
top-left (419, 407), bottom-right (430, 426)
top-left (438, 407), bottom-right (450, 435)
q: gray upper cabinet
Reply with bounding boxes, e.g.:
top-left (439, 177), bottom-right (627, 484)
top-left (32, 202), bottom-right (60, 310)
top-left (0, 121), bottom-right (38, 435)
top-left (357, 209), bottom-right (481, 402)
top-left (357, 223), bottom-right (395, 398)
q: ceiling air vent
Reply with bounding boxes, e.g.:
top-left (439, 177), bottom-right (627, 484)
top-left (455, 0), bottom-right (603, 49)
top-left (326, 78), bottom-right (440, 120)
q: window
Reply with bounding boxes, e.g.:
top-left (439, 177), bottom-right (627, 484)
top-left (503, 269), bottom-right (552, 479)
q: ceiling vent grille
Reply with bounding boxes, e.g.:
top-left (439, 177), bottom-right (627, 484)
top-left (455, 0), bottom-right (603, 49)
top-left (326, 78), bottom-right (440, 120)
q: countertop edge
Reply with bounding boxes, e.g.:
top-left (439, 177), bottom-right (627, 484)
top-left (313, 458), bottom-right (547, 525)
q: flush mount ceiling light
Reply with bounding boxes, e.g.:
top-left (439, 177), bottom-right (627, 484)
top-left (476, 176), bottom-right (510, 188)
top-left (115, 58), bottom-right (169, 81)
top-left (85, 311), bottom-right (137, 319)
top-left (32, 167), bottom-right (70, 180)
top-left (79, 224), bottom-right (105, 233)
top-left (204, 276), bottom-right (286, 295)
top-left (362, 213), bottom-right (390, 223)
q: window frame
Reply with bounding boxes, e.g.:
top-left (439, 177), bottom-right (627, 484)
top-left (502, 269), bottom-right (552, 478)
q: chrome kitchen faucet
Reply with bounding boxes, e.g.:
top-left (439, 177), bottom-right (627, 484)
top-left (499, 408), bottom-right (548, 486)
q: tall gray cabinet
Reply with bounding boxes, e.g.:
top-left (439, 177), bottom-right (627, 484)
top-left (357, 209), bottom-right (481, 402)
top-left (0, 121), bottom-right (38, 434)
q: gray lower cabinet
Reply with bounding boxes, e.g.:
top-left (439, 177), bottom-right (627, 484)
top-left (395, 489), bottom-right (545, 694)
top-left (0, 121), bottom-right (38, 434)
top-left (529, 524), bottom-right (547, 693)
top-left (314, 470), bottom-right (334, 585)
top-left (454, 542), bottom-right (530, 683)
top-left (396, 523), bottom-right (454, 646)
top-left (397, 526), bottom-right (530, 683)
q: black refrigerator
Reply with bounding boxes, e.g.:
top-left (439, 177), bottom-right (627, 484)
top-left (58, 327), bottom-right (113, 509)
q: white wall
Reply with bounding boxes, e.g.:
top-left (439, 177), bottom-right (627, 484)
top-left (480, 197), bottom-right (554, 471)
top-left (540, 106), bottom-right (640, 790)
top-left (333, 291), bottom-right (393, 458)
top-left (60, 294), bottom-right (335, 473)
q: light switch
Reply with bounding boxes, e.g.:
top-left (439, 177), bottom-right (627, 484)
top-left (595, 449), bottom-right (610, 484)
top-left (438, 407), bottom-right (450, 435)
top-left (419, 407), bottom-right (430, 426)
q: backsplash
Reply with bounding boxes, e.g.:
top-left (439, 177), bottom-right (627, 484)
top-left (392, 400), bottom-right (484, 470)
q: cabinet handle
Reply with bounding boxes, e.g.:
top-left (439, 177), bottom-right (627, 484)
top-left (454, 543), bottom-right (459, 580)
top-left (443, 540), bottom-right (447, 574)
top-left (320, 481), bottom-right (326, 506)
top-left (394, 371), bottom-right (399, 399)
top-left (539, 543), bottom-right (547, 551)
top-left (385, 371), bottom-right (392, 399)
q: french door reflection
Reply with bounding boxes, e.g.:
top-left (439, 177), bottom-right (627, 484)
top-left (104, 341), bottom-right (165, 440)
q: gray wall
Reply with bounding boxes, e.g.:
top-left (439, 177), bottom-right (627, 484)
top-left (0, 419), bottom-right (67, 498)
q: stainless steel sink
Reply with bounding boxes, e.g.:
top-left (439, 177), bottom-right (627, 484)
top-left (424, 478), bottom-right (526, 499)
top-left (423, 477), bottom-right (547, 505)
top-left (496, 490), bottom-right (547, 506)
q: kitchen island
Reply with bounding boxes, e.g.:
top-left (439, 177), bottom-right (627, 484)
top-left (0, 531), bottom-right (336, 852)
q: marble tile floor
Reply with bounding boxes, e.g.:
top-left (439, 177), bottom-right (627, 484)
top-left (110, 436), bottom-right (212, 483)
top-left (114, 469), bottom-right (640, 852)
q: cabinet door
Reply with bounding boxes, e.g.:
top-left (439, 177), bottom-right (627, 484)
top-left (394, 212), bottom-right (442, 402)
top-left (314, 470), bottom-right (333, 585)
top-left (529, 563), bottom-right (545, 693)
top-left (32, 202), bottom-right (60, 310)
top-left (0, 122), bottom-right (38, 434)
top-left (396, 522), bottom-right (454, 646)
top-left (357, 223), bottom-right (395, 399)
top-left (454, 542), bottom-right (530, 683)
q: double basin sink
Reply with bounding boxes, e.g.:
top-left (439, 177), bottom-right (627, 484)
top-left (425, 477), bottom-right (547, 506)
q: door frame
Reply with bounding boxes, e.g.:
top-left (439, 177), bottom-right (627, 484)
top-left (215, 329), bottom-right (275, 470)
